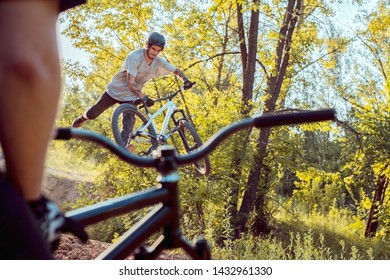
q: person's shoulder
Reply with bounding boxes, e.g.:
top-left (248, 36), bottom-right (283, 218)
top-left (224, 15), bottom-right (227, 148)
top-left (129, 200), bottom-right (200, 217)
top-left (155, 57), bottom-right (176, 71)
top-left (126, 49), bottom-right (143, 62)
top-left (129, 48), bottom-right (144, 57)
top-left (156, 56), bottom-right (171, 65)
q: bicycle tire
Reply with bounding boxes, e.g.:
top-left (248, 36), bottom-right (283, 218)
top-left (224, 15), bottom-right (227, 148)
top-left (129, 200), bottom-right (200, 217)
top-left (174, 119), bottom-right (211, 176)
top-left (111, 103), bottom-right (158, 156)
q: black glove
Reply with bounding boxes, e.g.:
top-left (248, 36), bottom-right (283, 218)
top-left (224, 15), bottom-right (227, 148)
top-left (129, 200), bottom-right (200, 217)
top-left (140, 95), bottom-right (155, 107)
top-left (29, 195), bottom-right (88, 251)
top-left (183, 79), bottom-right (194, 90)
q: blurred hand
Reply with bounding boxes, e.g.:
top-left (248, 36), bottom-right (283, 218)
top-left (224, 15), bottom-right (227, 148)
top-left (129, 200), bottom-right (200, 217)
top-left (141, 95), bottom-right (155, 107)
top-left (183, 80), bottom-right (195, 90)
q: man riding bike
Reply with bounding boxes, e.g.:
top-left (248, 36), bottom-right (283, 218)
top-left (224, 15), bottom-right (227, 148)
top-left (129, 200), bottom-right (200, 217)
top-left (72, 32), bottom-right (194, 152)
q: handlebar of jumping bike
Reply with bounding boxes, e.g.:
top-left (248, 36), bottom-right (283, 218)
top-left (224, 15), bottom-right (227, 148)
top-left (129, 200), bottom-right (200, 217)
top-left (154, 81), bottom-right (196, 102)
top-left (55, 108), bottom-right (335, 169)
top-left (135, 81), bottom-right (197, 107)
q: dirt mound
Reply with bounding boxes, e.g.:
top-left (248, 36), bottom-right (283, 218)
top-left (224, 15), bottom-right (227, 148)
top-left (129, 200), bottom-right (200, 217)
top-left (44, 173), bottom-right (81, 205)
top-left (55, 234), bottom-right (112, 260)
top-left (55, 234), bottom-right (191, 260)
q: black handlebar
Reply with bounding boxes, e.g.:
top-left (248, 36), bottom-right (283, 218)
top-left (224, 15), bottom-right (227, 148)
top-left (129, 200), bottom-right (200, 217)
top-left (144, 81), bottom-right (197, 105)
top-left (253, 109), bottom-right (335, 128)
top-left (55, 108), bottom-right (335, 168)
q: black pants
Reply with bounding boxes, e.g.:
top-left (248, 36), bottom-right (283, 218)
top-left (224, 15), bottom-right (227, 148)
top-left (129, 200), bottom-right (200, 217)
top-left (83, 92), bottom-right (137, 144)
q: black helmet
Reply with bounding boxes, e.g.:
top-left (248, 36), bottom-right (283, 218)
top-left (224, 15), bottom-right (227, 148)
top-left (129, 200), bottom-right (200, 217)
top-left (147, 32), bottom-right (166, 49)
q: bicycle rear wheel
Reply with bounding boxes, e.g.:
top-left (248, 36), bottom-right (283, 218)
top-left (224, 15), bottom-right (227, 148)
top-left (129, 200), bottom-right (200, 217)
top-left (174, 119), bottom-right (211, 176)
top-left (111, 103), bottom-right (158, 156)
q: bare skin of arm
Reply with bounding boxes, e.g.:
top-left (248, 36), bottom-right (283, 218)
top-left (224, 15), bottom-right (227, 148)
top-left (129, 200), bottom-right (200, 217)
top-left (126, 72), bottom-right (146, 98)
top-left (0, 1), bottom-right (61, 201)
top-left (173, 68), bottom-right (189, 82)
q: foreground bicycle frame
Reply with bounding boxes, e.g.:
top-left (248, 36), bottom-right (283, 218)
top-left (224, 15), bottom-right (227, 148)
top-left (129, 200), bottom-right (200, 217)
top-left (56, 109), bottom-right (335, 260)
top-left (64, 146), bottom-right (210, 260)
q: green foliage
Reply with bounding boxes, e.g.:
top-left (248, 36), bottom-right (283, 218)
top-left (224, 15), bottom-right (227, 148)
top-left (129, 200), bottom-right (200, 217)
top-left (53, 0), bottom-right (390, 256)
top-left (332, 0), bottom-right (390, 238)
top-left (292, 168), bottom-right (345, 214)
top-left (214, 203), bottom-right (390, 260)
top-left (211, 228), bottom-right (387, 260)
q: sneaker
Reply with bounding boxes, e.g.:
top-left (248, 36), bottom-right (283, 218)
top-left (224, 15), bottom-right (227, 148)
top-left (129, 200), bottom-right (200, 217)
top-left (126, 143), bottom-right (136, 153)
top-left (28, 196), bottom-right (66, 250)
top-left (72, 115), bottom-right (87, 128)
top-left (28, 195), bottom-right (89, 251)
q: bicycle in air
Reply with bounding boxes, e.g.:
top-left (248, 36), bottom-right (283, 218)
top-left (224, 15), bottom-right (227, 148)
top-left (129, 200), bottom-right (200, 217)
top-left (53, 108), bottom-right (335, 260)
top-left (111, 82), bottom-right (211, 176)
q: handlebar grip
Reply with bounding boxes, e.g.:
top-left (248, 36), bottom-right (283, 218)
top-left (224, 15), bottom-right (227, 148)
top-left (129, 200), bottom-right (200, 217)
top-left (55, 128), bottom-right (72, 140)
top-left (253, 109), bottom-right (335, 128)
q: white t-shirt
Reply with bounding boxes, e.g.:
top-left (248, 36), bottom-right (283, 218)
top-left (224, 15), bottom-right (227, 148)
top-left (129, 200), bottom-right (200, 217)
top-left (106, 48), bottom-right (176, 101)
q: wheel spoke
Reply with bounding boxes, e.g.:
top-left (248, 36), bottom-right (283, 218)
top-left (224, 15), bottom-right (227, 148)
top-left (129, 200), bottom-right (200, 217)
top-left (111, 104), bottom-right (158, 157)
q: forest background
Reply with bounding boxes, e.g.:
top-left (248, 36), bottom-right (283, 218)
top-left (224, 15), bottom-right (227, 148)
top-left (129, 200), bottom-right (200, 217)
top-left (51, 0), bottom-right (390, 260)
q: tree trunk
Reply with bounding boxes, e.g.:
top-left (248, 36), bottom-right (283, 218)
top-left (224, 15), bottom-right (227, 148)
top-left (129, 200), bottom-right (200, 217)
top-left (235, 126), bottom-right (271, 236)
top-left (252, 163), bottom-right (272, 235)
top-left (365, 174), bottom-right (389, 238)
top-left (235, 0), bottom-right (302, 236)
top-left (226, 0), bottom-right (259, 240)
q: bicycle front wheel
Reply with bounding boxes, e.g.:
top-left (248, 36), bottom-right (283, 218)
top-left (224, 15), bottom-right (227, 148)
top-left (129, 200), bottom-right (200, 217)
top-left (174, 119), bottom-right (211, 176)
top-left (111, 103), bottom-right (158, 156)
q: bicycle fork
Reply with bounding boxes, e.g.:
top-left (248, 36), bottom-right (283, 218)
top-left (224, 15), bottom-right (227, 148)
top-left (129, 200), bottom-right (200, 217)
top-left (160, 109), bottom-right (188, 143)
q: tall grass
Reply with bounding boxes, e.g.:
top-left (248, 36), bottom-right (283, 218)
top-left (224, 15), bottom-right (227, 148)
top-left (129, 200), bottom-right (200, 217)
top-left (210, 204), bottom-right (390, 260)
